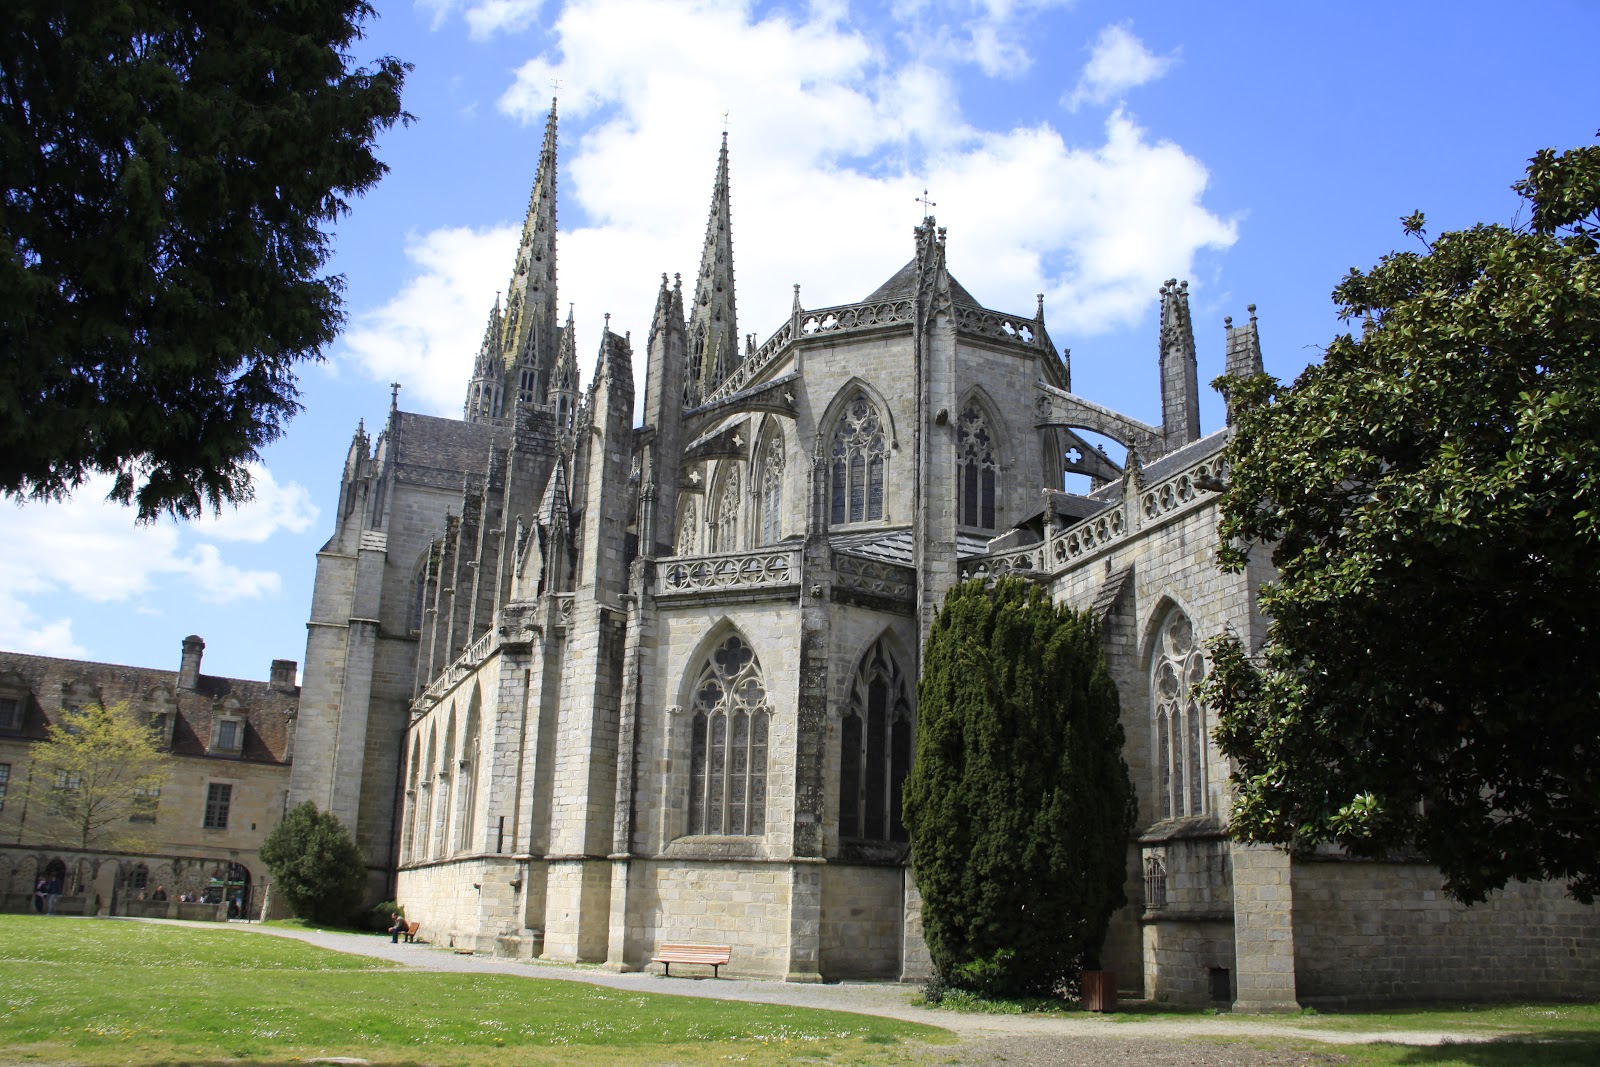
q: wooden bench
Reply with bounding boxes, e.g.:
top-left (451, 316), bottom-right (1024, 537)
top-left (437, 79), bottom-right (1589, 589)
top-left (402, 920), bottom-right (421, 943)
top-left (651, 942), bottom-right (731, 978)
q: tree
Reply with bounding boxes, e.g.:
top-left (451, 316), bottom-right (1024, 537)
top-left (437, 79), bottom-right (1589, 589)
top-left (259, 801), bottom-right (366, 924)
top-left (903, 577), bottom-right (1136, 997)
top-left (1204, 136), bottom-right (1600, 905)
top-left (23, 702), bottom-right (171, 852)
top-left (0, 1), bottom-right (409, 520)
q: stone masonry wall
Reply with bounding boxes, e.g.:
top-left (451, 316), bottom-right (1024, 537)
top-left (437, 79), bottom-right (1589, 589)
top-left (624, 860), bottom-right (792, 977)
top-left (1292, 859), bottom-right (1600, 1003)
top-left (820, 863), bottom-right (902, 978)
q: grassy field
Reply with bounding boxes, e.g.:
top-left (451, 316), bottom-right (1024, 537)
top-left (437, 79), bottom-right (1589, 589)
top-left (0, 915), bottom-right (945, 1066)
top-left (5, 916), bottom-right (1599, 1067)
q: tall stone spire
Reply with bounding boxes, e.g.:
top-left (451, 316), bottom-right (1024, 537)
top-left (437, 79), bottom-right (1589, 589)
top-left (686, 132), bottom-right (738, 405)
top-left (466, 98), bottom-right (560, 422)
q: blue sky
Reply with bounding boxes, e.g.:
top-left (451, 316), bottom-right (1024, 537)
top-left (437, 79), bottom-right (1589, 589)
top-left (3, 0), bottom-right (1596, 683)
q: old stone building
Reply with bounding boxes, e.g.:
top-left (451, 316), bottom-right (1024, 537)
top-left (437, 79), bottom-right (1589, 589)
top-left (292, 102), bottom-right (1600, 1004)
top-left (0, 638), bottom-right (296, 918)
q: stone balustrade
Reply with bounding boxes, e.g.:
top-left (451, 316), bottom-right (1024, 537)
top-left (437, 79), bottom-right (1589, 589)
top-left (657, 547), bottom-right (801, 598)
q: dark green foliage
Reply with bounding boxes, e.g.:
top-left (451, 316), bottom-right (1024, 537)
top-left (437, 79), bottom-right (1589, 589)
top-left (1206, 135), bottom-right (1600, 905)
top-left (904, 577), bottom-right (1136, 997)
top-left (259, 801), bottom-right (367, 925)
top-left (0, 1), bottom-right (409, 519)
top-left (365, 899), bottom-right (403, 932)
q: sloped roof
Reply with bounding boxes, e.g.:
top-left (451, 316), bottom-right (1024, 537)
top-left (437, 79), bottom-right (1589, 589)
top-left (391, 412), bottom-right (506, 475)
top-left (830, 527), bottom-right (993, 567)
top-left (860, 258), bottom-right (980, 306)
top-left (0, 649), bottom-right (296, 764)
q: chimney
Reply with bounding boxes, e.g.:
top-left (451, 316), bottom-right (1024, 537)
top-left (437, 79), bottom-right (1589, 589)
top-left (270, 659), bottom-right (298, 692)
top-left (178, 635), bottom-right (205, 691)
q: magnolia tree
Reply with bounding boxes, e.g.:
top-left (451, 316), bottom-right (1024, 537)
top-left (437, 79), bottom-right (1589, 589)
top-left (1205, 135), bottom-right (1600, 904)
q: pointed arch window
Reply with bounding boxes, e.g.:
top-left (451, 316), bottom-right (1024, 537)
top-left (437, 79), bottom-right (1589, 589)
top-left (688, 634), bottom-right (770, 836)
top-left (839, 639), bottom-right (913, 842)
top-left (830, 396), bottom-right (887, 525)
top-left (1153, 609), bottom-right (1207, 819)
top-left (957, 402), bottom-right (998, 529)
top-left (755, 432), bottom-right (785, 545)
top-left (517, 366), bottom-right (537, 405)
top-left (675, 497), bottom-right (699, 556)
top-left (708, 466), bottom-right (741, 553)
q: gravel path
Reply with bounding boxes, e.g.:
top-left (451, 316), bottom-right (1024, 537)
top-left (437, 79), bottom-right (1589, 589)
top-left (131, 919), bottom-right (1500, 1066)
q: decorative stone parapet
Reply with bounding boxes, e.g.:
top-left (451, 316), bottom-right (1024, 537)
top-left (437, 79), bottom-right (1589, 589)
top-left (657, 548), bottom-right (801, 599)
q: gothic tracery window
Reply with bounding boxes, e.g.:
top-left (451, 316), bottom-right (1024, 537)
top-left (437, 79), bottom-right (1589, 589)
top-left (517, 366), bottom-right (537, 405)
top-left (831, 396), bottom-right (886, 525)
top-left (688, 634), bottom-right (770, 836)
top-left (956, 401), bottom-right (998, 529)
top-left (839, 639), bottom-right (913, 842)
top-left (755, 431), bottom-right (785, 545)
top-left (708, 466), bottom-right (741, 553)
top-left (1153, 609), bottom-right (1207, 819)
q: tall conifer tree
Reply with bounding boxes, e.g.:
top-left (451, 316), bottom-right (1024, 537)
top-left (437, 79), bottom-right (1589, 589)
top-left (905, 577), bottom-right (1136, 997)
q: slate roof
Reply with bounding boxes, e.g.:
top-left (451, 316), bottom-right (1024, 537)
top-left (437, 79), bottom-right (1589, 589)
top-left (391, 412), bottom-right (506, 475)
top-left (830, 527), bottom-right (993, 567)
top-left (860, 258), bottom-right (980, 306)
top-left (0, 647), bottom-right (297, 764)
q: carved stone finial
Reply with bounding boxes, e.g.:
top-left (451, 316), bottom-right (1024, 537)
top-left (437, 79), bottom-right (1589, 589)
top-left (1036, 293), bottom-right (1045, 320)
top-left (604, 312), bottom-right (611, 333)
top-left (1248, 303), bottom-right (1258, 323)
top-left (791, 283), bottom-right (802, 313)
top-left (390, 382), bottom-right (401, 409)
top-left (1224, 315), bottom-right (1233, 328)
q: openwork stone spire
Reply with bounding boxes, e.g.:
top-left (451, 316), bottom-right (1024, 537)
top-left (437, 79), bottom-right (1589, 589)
top-left (687, 132), bottom-right (738, 405)
top-left (465, 98), bottom-right (560, 423)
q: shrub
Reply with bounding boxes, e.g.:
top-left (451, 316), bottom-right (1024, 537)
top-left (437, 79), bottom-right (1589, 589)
top-left (259, 801), bottom-right (367, 925)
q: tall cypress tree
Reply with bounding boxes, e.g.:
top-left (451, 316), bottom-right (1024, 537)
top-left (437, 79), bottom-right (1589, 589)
top-left (904, 577), bottom-right (1135, 997)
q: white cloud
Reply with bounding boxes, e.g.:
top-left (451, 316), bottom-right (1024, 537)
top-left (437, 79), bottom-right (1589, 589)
top-left (338, 225), bottom-right (520, 417)
top-left (1065, 22), bottom-right (1177, 111)
top-left (0, 468), bottom-right (312, 651)
top-left (420, 0), bottom-right (546, 38)
top-left (370, 0), bottom-right (1232, 410)
top-left (194, 464), bottom-right (319, 544)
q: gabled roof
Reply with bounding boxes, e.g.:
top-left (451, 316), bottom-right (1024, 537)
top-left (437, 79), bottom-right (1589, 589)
top-left (860, 258), bottom-right (979, 306)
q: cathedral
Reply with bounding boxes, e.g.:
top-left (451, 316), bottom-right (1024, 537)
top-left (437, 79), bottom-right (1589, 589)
top-left (289, 102), bottom-right (1600, 1006)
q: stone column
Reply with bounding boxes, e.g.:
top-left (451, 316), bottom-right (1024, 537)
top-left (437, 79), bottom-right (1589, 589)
top-left (1230, 843), bottom-right (1300, 1012)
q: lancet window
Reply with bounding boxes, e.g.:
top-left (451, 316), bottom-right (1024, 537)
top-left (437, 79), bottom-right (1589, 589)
top-left (956, 401), bottom-right (998, 529)
top-left (675, 497), bottom-right (699, 556)
top-left (688, 634), bottom-right (770, 836)
top-left (839, 639), bottom-right (913, 842)
top-left (708, 466), bottom-right (741, 553)
top-left (755, 432), bottom-right (785, 545)
top-left (830, 396), bottom-right (886, 525)
top-left (517, 366), bottom-right (537, 405)
top-left (1153, 608), bottom-right (1207, 819)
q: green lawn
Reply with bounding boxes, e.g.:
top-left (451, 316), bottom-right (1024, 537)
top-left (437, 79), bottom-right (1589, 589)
top-left (0, 915), bottom-right (945, 1066)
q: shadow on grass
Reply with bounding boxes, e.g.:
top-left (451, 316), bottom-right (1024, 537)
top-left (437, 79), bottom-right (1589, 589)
top-left (1389, 1033), bottom-right (1600, 1067)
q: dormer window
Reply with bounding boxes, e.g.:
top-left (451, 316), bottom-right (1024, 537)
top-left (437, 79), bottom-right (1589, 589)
top-left (212, 717), bottom-right (244, 756)
top-left (0, 695), bottom-right (22, 732)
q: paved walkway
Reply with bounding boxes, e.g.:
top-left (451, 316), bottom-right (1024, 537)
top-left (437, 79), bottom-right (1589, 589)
top-left (196, 920), bottom-right (1491, 1050)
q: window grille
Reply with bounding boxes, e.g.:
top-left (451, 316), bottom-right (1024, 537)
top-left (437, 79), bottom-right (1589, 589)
top-left (204, 783), bottom-right (232, 829)
top-left (131, 784), bottom-right (160, 823)
top-left (830, 397), bottom-right (886, 525)
top-left (956, 402), bottom-right (998, 529)
top-left (1153, 610), bottom-right (1207, 818)
top-left (1144, 855), bottom-right (1168, 909)
top-left (687, 634), bottom-right (770, 836)
top-left (839, 639), bottom-right (914, 842)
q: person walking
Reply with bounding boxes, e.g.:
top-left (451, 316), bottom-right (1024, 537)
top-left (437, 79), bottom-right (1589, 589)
top-left (45, 875), bottom-right (63, 915)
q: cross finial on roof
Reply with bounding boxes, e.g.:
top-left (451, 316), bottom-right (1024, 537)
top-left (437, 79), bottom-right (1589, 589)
top-left (390, 382), bottom-right (401, 409)
top-left (722, 110), bottom-right (730, 132)
top-left (916, 189), bottom-right (937, 219)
